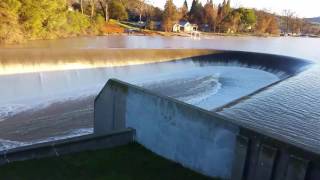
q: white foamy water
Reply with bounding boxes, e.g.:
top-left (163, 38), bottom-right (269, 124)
top-left (0, 61), bottom-right (280, 118)
top-left (0, 60), bottom-right (280, 150)
top-left (142, 66), bottom-right (279, 110)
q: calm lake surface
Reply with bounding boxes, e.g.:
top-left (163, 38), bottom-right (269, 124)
top-left (2, 35), bottom-right (320, 61)
top-left (1, 35), bottom-right (320, 153)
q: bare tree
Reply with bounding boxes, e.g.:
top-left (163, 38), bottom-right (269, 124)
top-left (99, 0), bottom-right (110, 22)
top-left (282, 9), bottom-right (295, 34)
top-left (81, 0), bottom-right (84, 14)
top-left (137, 0), bottom-right (148, 22)
top-left (90, 0), bottom-right (96, 19)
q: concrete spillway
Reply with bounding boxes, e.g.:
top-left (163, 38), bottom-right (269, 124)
top-left (0, 49), bottom-right (214, 118)
top-left (0, 49), bottom-right (311, 151)
top-left (0, 48), bottom-right (316, 179)
top-left (0, 49), bottom-right (214, 75)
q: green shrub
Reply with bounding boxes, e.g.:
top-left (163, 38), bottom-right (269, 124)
top-left (109, 0), bottom-right (128, 21)
top-left (0, 1), bottom-right (24, 43)
top-left (66, 11), bottom-right (91, 35)
top-left (18, 0), bottom-right (68, 39)
top-left (91, 14), bottom-right (106, 35)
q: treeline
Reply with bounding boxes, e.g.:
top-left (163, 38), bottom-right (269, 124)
top-left (161, 0), bottom-right (279, 34)
top-left (0, 0), bottom-right (160, 44)
top-left (162, 0), bottom-right (320, 35)
top-left (1, 0), bottom-right (99, 44)
top-left (1, 0), bottom-right (319, 44)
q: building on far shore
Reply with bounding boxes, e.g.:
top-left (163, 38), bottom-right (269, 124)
top-left (173, 21), bottom-right (198, 33)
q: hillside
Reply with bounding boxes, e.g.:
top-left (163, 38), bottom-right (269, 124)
top-left (306, 17), bottom-right (320, 24)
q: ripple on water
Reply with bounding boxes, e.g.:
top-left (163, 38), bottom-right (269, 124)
top-left (219, 65), bottom-right (320, 154)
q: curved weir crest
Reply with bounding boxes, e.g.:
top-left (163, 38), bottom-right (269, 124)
top-left (0, 49), bottom-right (312, 151)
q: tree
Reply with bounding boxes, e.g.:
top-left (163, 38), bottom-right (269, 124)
top-left (99, 0), bottom-right (110, 22)
top-left (282, 9), bottom-right (294, 34)
top-left (189, 0), bottom-right (203, 24)
top-left (150, 7), bottom-right (162, 21)
top-left (216, 0), bottom-right (231, 32)
top-left (81, 0), bottom-right (84, 14)
top-left (223, 10), bottom-right (241, 33)
top-left (18, 0), bottom-right (68, 39)
top-left (136, 0), bottom-right (147, 22)
top-left (203, 0), bottom-right (217, 31)
top-left (241, 9), bottom-right (256, 29)
top-left (108, 0), bottom-right (128, 20)
top-left (180, 0), bottom-right (189, 21)
top-left (219, 0), bottom-right (231, 18)
top-left (0, 0), bottom-right (23, 43)
top-left (233, 8), bottom-right (256, 32)
top-left (66, 11), bottom-right (91, 34)
top-left (290, 16), bottom-right (302, 34)
top-left (266, 16), bottom-right (280, 35)
top-left (89, 0), bottom-right (96, 19)
top-left (255, 11), bottom-right (279, 35)
top-left (162, 0), bottom-right (178, 32)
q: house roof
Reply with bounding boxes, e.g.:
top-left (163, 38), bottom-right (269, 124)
top-left (179, 21), bottom-right (190, 26)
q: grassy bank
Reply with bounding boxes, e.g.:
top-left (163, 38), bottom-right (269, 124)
top-left (0, 143), bottom-right (217, 180)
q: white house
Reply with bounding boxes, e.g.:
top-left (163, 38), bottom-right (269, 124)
top-left (173, 21), bottom-right (198, 33)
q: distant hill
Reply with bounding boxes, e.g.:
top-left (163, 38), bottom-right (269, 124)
top-left (306, 17), bottom-right (320, 24)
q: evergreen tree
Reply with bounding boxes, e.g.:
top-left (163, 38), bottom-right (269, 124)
top-left (162, 0), bottom-right (178, 32)
top-left (226, 0), bottom-right (231, 13)
top-left (224, 10), bottom-right (241, 33)
top-left (203, 0), bottom-right (217, 31)
top-left (183, 0), bottom-right (188, 9)
top-left (216, 0), bottom-right (232, 32)
top-left (180, 0), bottom-right (189, 21)
top-left (189, 0), bottom-right (203, 24)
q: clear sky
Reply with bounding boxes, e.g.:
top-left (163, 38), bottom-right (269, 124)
top-left (148, 0), bottom-right (320, 18)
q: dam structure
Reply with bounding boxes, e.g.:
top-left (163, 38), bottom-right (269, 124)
top-left (0, 49), bottom-right (320, 179)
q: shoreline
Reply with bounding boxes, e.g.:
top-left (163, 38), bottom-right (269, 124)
top-left (2, 30), bottom-right (319, 47)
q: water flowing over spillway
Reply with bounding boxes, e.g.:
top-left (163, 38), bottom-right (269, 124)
top-left (0, 48), bottom-right (315, 154)
top-left (0, 49), bottom-right (295, 150)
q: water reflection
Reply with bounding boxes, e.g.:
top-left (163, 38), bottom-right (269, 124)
top-left (1, 35), bottom-right (319, 62)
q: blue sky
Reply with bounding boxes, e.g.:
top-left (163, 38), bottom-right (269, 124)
top-left (148, 0), bottom-right (320, 18)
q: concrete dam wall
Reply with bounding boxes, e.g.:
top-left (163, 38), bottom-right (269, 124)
top-left (0, 49), bottom-right (317, 179)
top-left (95, 79), bottom-right (320, 180)
top-left (0, 49), bottom-right (311, 143)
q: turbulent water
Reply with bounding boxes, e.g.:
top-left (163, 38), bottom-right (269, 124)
top-left (0, 59), bottom-right (279, 150)
top-left (1, 35), bottom-right (320, 152)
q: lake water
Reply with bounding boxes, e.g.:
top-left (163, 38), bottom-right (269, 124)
top-left (0, 35), bottom-right (320, 153)
top-left (2, 35), bottom-right (320, 61)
